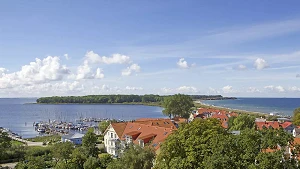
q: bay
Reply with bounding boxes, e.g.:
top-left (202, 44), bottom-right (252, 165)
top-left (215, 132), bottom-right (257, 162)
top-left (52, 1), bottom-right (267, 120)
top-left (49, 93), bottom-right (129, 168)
top-left (202, 98), bottom-right (300, 116)
top-left (0, 98), bottom-right (164, 138)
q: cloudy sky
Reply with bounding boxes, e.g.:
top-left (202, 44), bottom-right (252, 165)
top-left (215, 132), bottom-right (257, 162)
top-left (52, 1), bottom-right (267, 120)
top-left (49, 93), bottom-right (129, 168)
top-left (1, 1), bottom-right (300, 97)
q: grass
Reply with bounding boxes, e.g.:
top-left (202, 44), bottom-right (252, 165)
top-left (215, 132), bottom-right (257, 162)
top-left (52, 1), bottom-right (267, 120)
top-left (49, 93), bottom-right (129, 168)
top-left (26, 135), bottom-right (61, 143)
top-left (11, 140), bottom-right (24, 146)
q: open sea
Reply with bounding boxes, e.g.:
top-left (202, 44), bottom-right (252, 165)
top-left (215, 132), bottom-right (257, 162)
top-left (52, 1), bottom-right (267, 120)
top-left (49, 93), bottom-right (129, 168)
top-left (202, 98), bottom-right (300, 116)
top-left (0, 98), bottom-right (164, 138)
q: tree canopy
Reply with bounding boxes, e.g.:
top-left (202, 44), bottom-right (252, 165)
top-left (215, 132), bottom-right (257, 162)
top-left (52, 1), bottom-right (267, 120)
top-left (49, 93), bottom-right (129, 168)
top-left (82, 128), bottom-right (98, 157)
top-left (154, 118), bottom-right (296, 169)
top-left (162, 94), bottom-right (194, 119)
top-left (107, 145), bottom-right (155, 169)
top-left (293, 107), bottom-right (300, 125)
top-left (229, 114), bottom-right (256, 131)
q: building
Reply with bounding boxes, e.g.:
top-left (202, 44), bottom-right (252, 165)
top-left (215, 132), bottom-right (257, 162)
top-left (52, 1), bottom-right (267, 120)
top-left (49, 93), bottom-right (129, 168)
top-left (103, 118), bottom-right (176, 157)
top-left (104, 122), bottom-right (127, 157)
top-left (61, 133), bottom-right (85, 145)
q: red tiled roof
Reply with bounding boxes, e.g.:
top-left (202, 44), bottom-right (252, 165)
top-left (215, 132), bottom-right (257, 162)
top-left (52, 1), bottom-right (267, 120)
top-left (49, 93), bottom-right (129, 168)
top-left (255, 121), bottom-right (280, 130)
top-left (135, 118), bottom-right (177, 128)
top-left (111, 122), bottom-right (127, 138)
top-left (172, 117), bottom-right (187, 124)
top-left (120, 122), bottom-right (175, 151)
top-left (281, 122), bottom-right (293, 129)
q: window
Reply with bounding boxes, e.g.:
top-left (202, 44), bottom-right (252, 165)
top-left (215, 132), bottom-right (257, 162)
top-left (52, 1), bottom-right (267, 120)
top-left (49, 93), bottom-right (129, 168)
top-left (111, 133), bottom-right (113, 138)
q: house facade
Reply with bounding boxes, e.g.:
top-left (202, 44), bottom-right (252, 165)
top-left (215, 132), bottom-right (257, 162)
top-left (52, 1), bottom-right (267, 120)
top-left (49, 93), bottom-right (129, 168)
top-left (103, 123), bottom-right (127, 157)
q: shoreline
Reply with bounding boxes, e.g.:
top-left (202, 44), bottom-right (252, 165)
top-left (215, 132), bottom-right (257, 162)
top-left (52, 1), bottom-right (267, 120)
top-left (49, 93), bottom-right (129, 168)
top-left (194, 100), bottom-right (271, 117)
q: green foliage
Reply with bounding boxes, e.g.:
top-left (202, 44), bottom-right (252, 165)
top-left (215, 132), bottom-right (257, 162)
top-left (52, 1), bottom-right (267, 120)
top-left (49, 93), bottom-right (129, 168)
top-left (25, 146), bottom-right (51, 157)
top-left (37, 94), bottom-right (163, 104)
top-left (99, 121), bottom-right (110, 134)
top-left (99, 154), bottom-right (113, 169)
top-left (0, 131), bottom-right (12, 160)
top-left (70, 147), bottom-right (87, 169)
top-left (230, 114), bottom-right (255, 131)
top-left (163, 94), bottom-right (194, 119)
top-left (27, 135), bottom-right (60, 143)
top-left (83, 156), bottom-right (101, 169)
top-left (293, 107), bottom-right (300, 125)
top-left (107, 145), bottom-right (155, 169)
top-left (155, 118), bottom-right (297, 169)
top-left (15, 156), bottom-right (47, 169)
top-left (51, 142), bottom-right (74, 166)
top-left (82, 128), bottom-right (98, 157)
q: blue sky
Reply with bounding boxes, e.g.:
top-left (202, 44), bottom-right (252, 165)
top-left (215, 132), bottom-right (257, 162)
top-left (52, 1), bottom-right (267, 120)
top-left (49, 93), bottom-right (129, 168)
top-left (1, 0), bottom-right (300, 97)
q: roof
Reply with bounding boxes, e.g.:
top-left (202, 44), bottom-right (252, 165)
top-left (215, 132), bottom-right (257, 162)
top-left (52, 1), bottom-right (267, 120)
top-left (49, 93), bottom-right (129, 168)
top-left (139, 133), bottom-right (157, 140)
top-left (62, 133), bottom-right (85, 139)
top-left (172, 117), bottom-right (187, 124)
top-left (135, 118), bottom-right (177, 128)
top-left (121, 122), bottom-right (175, 150)
top-left (111, 122), bottom-right (127, 138)
top-left (255, 121), bottom-right (281, 130)
top-left (281, 122), bottom-right (293, 129)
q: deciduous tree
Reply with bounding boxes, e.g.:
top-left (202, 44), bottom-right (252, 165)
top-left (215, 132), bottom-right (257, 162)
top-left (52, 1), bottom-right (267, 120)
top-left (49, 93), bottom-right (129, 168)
top-left (107, 145), bottom-right (155, 169)
top-left (163, 94), bottom-right (194, 119)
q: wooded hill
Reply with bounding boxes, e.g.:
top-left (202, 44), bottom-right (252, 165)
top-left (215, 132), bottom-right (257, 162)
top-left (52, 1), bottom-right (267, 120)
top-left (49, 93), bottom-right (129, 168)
top-left (36, 95), bottom-right (236, 104)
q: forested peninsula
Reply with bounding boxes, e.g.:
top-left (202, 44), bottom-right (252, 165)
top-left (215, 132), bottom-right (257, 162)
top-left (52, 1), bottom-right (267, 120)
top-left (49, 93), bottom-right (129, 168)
top-left (36, 95), bottom-right (236, 104)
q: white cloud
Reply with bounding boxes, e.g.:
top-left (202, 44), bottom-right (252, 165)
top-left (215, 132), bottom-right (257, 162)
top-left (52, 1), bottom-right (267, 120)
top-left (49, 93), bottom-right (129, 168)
top-left (264, 85), bottom-right (285, 92)
top-left (64, 54), bottom-right (69, 60)
top-left (0, 56), bottom-right (70, 89)
top-left (254, 58), bottom-right (268, 70)
top-left (85, 51), bottom-right (131, 64)
top-left (160, 86), bottom-right (198, 94)
top-left (247, 87), bottom-right (260, 93)
top-left (222, 85), bottom-right (235, 93)
top-left (177, 58), bottom-right (189, 69)
top-left (95, 68), bottom-right (104, 79)
top-left (177, 86), bottom-right (198, 93)
top-left (125, 86), bottom-right (143, 90)
top-left (0, 68), bottom-right (8, 78)
top-left (237, 64), bottom-right (247, 70)
top-left (76, 61), bottom-right (94, 80)
top-left (121, 64), bottom-right (141, 76)
top-left (289, 86), bottom-right (300, 92)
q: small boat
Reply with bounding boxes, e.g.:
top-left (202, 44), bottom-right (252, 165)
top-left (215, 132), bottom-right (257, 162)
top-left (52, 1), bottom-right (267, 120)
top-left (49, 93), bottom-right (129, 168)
top-left (37, 128), bottom-right (45, 133)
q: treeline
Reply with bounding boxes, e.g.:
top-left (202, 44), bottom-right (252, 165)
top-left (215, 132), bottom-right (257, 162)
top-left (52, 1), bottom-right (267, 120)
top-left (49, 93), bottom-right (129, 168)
top-left (36, 94), bottom-right (235, 104)
top-left (36, 95), bottom-right (164, 104)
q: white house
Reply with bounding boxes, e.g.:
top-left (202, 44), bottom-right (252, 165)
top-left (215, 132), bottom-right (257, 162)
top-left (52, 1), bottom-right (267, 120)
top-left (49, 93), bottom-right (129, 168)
top-left (103, 123), bottom-right (127, 157)
top-left (61, 133), bottom-right (85, 145)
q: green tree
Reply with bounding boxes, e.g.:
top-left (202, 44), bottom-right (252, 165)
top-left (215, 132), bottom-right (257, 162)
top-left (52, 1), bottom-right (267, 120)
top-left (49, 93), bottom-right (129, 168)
top-left (293, 107), bottom-right (300, 125)
top-left (51, 142), bottom-right (74, 168)
top-left (163, 94), bottom-right (194, 119)
top-left (15, 156), bottom-right (47, 169)
top-left (70, 147), bottom-right (87, 169)
top-left (99, 121), bottom-right (110, 134)
top-left (154, 118), bottom-right (225, 169)
top-left (99, 154), bottom-right (113, 169)
top-left (107, 145), bottom-right (155, 169)
top-left (82, 128), bottom-right (98, 157)
top-left (0, 131), bottom-right (12, 159)
top-left (83, 156), bottom-right (101, 169)
top-left (230, 114), bottom-right (255, 131)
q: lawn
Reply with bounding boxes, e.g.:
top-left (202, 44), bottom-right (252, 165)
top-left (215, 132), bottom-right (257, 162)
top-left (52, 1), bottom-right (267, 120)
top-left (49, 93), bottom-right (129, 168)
top-left (26, 135), bottom-right (61, 143)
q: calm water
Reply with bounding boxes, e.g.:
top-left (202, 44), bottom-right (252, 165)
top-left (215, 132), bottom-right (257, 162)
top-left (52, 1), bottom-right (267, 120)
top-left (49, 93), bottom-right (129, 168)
top-left (0, 98), bottom-right (164, 138)
top-left (202, 98), bottom-right (300, 116)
